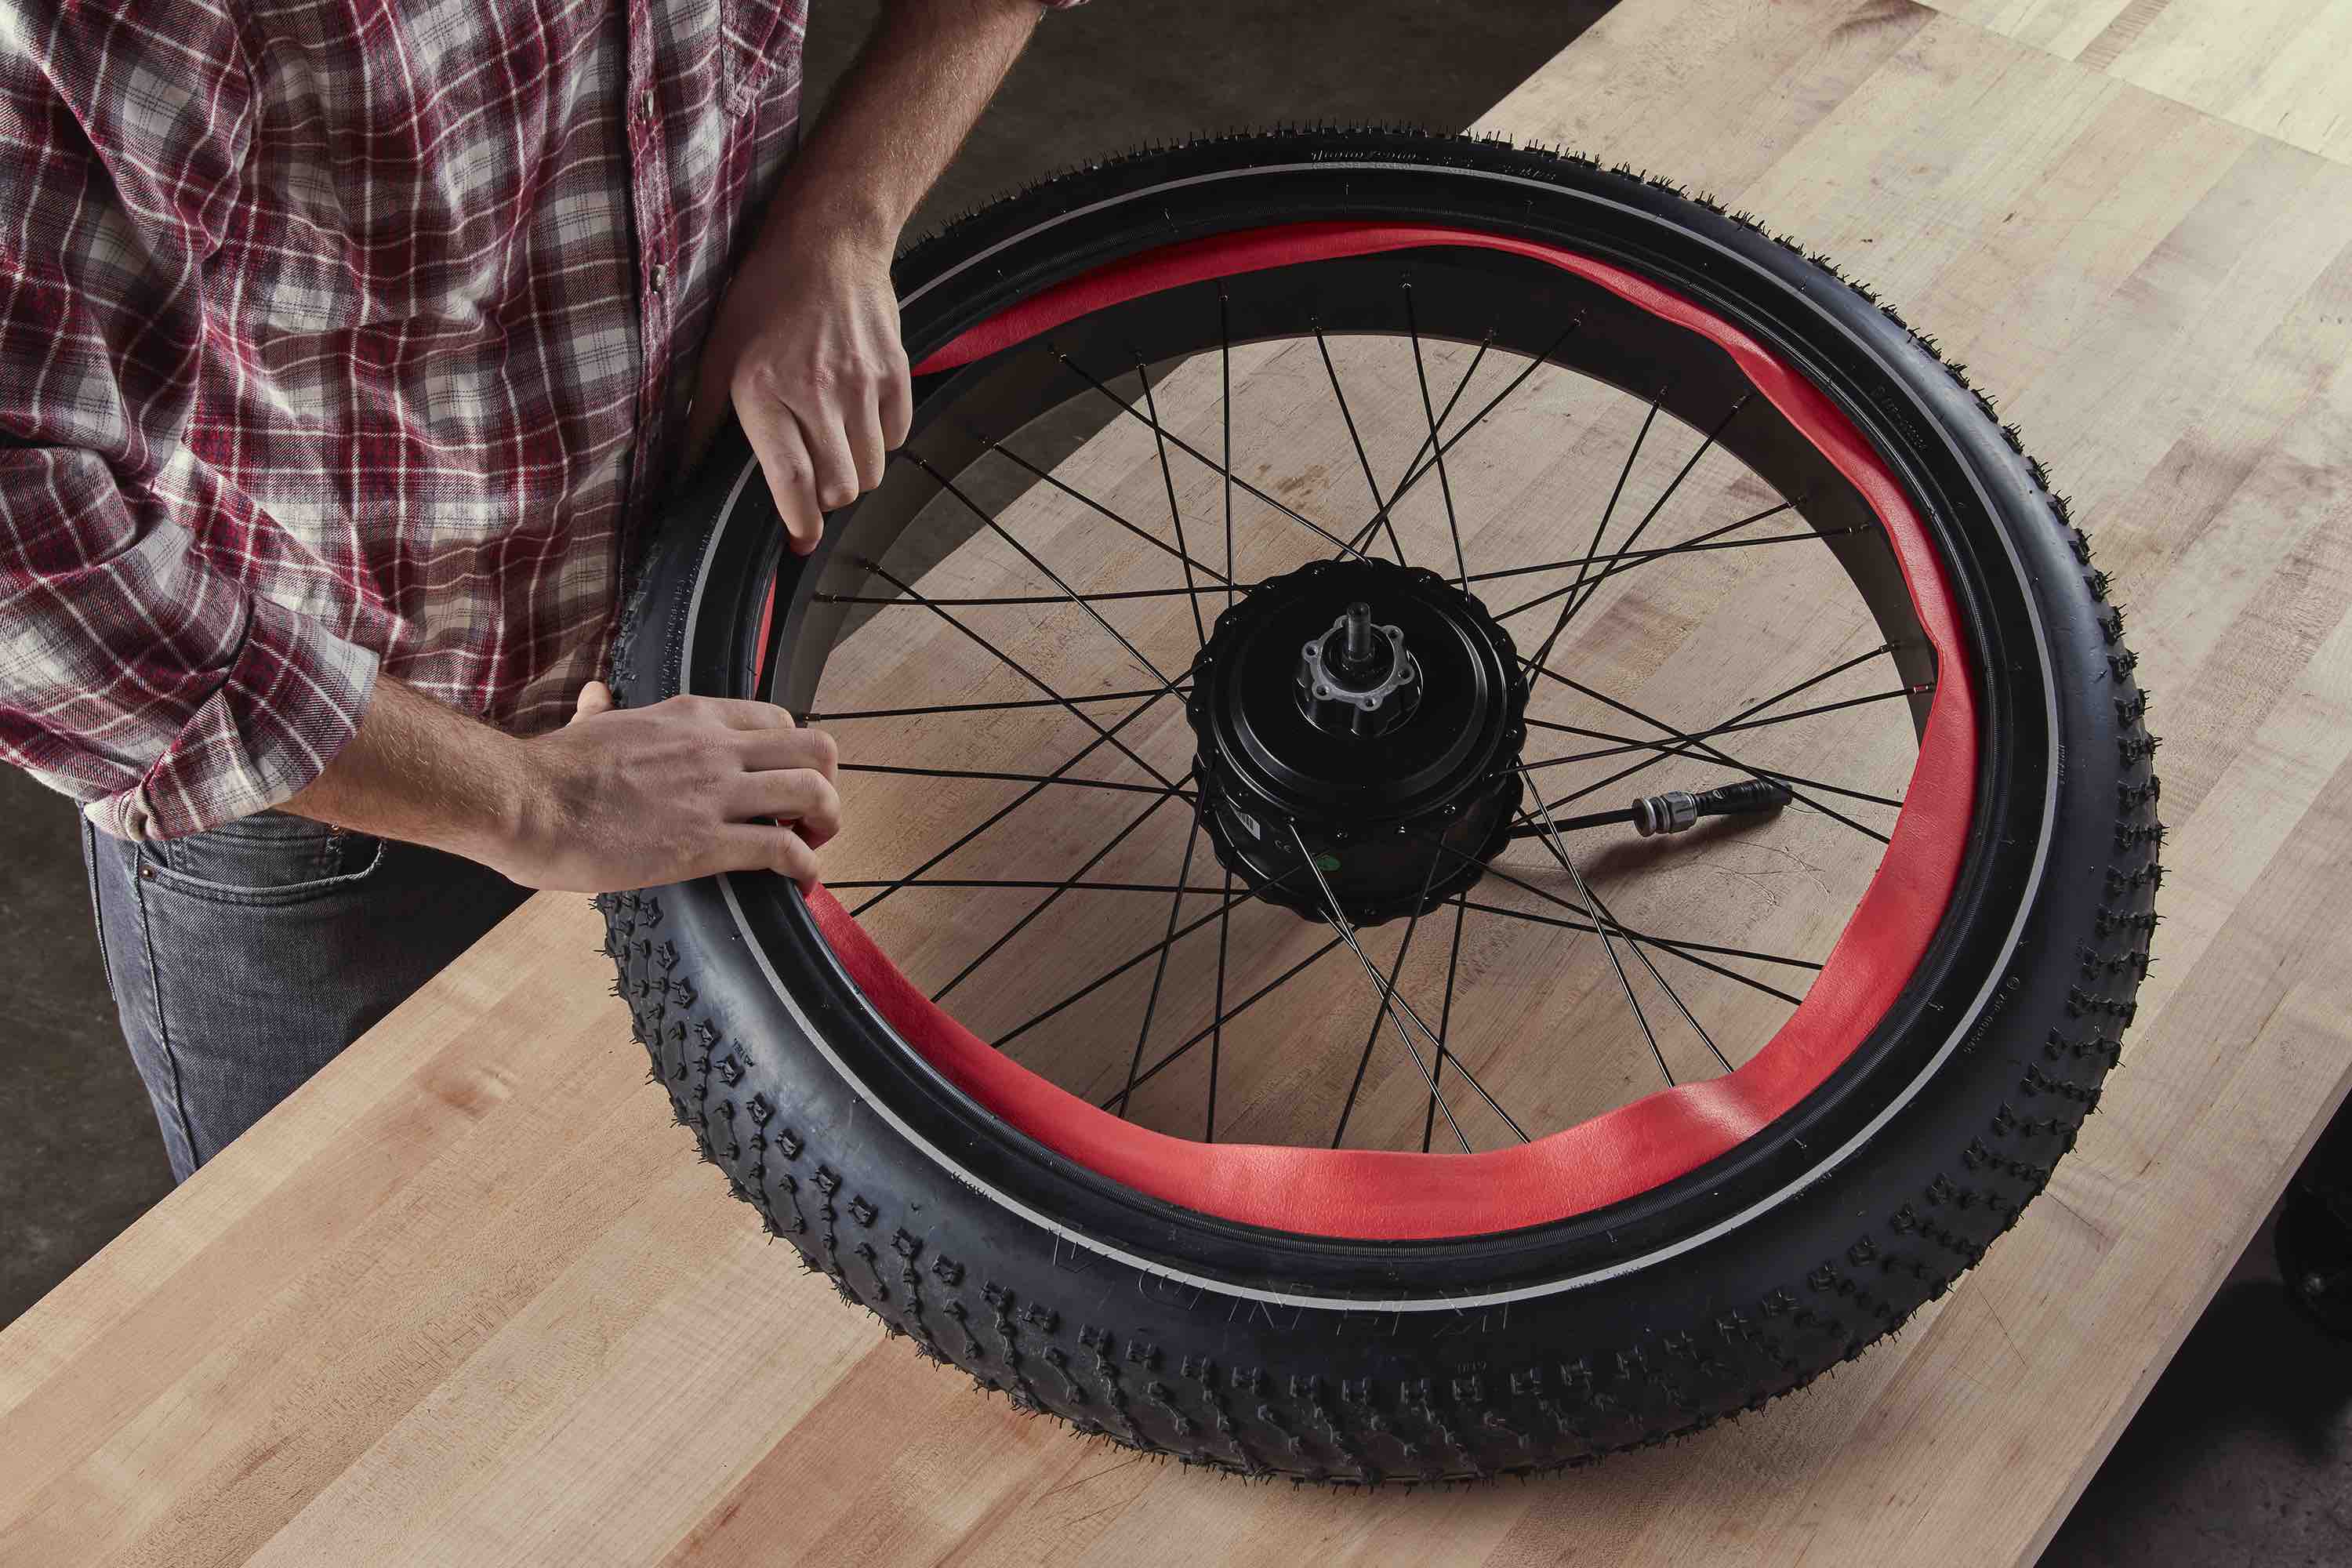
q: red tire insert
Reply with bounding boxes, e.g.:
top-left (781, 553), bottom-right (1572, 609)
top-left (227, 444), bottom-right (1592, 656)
top-left (784, 222), bottom-right (1976, 1241)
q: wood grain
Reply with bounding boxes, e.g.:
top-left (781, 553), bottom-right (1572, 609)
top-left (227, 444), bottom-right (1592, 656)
top-left (1923, 0), bottom-right (2352, 164)
top-left (8, 1), bottom-right (2352, 1562)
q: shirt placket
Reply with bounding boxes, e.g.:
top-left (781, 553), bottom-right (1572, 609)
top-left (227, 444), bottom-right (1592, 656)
top-left (622, 0), bottom-right (676, 530)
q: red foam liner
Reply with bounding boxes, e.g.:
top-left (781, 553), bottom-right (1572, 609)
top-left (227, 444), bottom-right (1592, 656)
top-left (771, 222), bottom-right (1975, 1240)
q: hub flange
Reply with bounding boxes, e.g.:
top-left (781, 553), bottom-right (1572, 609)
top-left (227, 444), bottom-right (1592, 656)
top-left (1186, 558), bottom-right (1528, 926)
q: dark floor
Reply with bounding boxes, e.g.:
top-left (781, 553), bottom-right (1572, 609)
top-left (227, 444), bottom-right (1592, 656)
top-left (2, 2), bottom-right (2347, 1561)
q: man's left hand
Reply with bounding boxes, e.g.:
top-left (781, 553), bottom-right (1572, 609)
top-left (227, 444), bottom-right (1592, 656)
top-left (684, 221), bottom-right (913, 555)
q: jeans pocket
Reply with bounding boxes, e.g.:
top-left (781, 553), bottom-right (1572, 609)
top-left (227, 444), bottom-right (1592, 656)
top-left (136, 811), bottom-right (387, 907)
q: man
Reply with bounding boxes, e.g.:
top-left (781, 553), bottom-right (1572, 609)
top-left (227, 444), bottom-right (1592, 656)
top-left (0, 0), bottom-right (1081, 1181)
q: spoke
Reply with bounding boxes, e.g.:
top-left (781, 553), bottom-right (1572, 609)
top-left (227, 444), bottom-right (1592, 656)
top-left (1516, 803), bottom-right (1733, 1077)
top-left (978, 434), bottom-right (1240, 591)
top-left (1526, 641), bottom-right (1897, 748)
top-left (1523, 658), bottom-right (1896, 843)
top-left (1577, 878), bottom-right (1735, 1074)
top-left (1312, 321), bottom-right (1406, 563)
top-left (1220, 287), bottom-right (1237, 615)
top-left (1330, 848), bottom-right (1444, 1149)
top-left (818, 583), bottom-right (1232, 611)
top-left (1207, 867), bottom-right (1233, 1142)
top-left (811, 686), bottom-right (1183, 723)
top-left (1517, 686), bottom-right (1926, 773)
top-left (1381, 329), bottom-right (1492, 523)
top-left (931, 773), bottom-right (1195, 1002)
top-left (1135, 360), bottom-right (1212, 648)
top-left (906, 452), bottom-right (1173, 687)
top-left (1560, 394), bottom-right (1748, 632)
top-left (850, 687), bottom-right (1176, 917)
top-left (1532, 394), bottom-right (1751, 673)
top-left (1112, 932), bottom-right (1351, 1105)
top-left (1293, 826), bottom-right (1531, 1148)
top-left (858, 559), bottom-right (1178, 793)
top-left (1422, 893), bottom-right (1470, 1153)
top-left (1528, 385), bottom-right (1661, 676)
top-left (1112, 801), bottom-right (1209, 1115)
top-left (1052, 346), bottom-right (1370, 561)
top-left (1493, 524), bottom-right (1857, 623)
top-left (1472, 850), bottom-right (1824, 971)
top-left (1463, 496), bottom-right (1799, 590)
top-left (1403, 831), bottom-right (1824, 982)
top-left (1461, 883), bottom-right (1796, 966)
top-left (1518, 768), bottom-right (1671, 1088)
top-left (993, 881), bottom-right (1275, 1051)
top-left (1290, 827), bottom-right (1472, 1153)
top-left (1351, 319), bottom-right (1578, 554)
top-left (1517, 717), bottom-right (1905, 809)
top-left (840, 761), bottom-right (1196, 801)
top-left (1461, 898), bottom-right (1809, 1005)
top-left (829, 877), bottom-right (1229, 895)
top-left (1402, 283), bottom-right (1469, 589)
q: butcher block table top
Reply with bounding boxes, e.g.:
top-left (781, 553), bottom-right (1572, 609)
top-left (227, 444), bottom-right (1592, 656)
top-left (11, 0), bottom-right (2352, 1561)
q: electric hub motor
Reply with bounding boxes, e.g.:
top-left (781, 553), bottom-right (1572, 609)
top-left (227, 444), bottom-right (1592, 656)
top-left (1186, 557), bottom-right (1529, 926)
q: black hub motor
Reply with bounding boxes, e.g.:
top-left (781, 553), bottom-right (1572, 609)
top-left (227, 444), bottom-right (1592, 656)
top-left (1187, 557), bottom-right (1528, 927)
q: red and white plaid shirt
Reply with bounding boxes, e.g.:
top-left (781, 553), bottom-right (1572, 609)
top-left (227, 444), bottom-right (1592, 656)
top-left (0, 0), bottom-right (1075, 841)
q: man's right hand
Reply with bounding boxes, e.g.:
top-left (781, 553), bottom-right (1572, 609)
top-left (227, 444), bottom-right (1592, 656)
top-left (506, 681), bottom-right (839, 891)
top-left (283, 675), bottom-right (840, 895)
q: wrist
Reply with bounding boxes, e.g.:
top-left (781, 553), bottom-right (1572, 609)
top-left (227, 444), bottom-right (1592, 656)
top-left (761, 176), bottom-right (901, 267)
top-left (452, 724), bottom-right (549, 877)
top-left (285, 674), bottom-right (552, 880)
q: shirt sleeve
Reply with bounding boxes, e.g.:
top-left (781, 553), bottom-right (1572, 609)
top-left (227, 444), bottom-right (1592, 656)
top-left (0, 24), bottom-right (379, 841)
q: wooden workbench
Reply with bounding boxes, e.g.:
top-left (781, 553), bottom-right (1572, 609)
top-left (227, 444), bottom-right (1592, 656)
top-left (9, 0), bottom-right (2352, 1560)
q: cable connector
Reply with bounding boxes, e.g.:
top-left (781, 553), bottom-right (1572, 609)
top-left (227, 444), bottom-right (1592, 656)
top-left (1631, 778), bottom-right (1794, 837)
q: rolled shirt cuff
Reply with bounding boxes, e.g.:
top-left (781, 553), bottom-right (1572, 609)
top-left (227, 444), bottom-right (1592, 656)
top-left (84, 592), bottom-right (381, 841)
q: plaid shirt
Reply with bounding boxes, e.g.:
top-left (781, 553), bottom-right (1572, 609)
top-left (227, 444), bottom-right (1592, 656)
top-left (0, 0), bottom-right (1074, 841)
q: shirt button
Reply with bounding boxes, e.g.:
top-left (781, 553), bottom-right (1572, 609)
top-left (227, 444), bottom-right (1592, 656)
top-left (638, 89), bottom-right (655, 121)
top-left (650, 262), bottom-right (670, 295)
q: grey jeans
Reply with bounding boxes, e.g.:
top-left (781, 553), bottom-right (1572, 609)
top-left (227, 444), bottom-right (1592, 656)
top-left (81, 810), bottom-right (529, 1181)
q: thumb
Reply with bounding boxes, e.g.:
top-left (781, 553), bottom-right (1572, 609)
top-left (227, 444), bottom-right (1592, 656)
top-left (572, 680), bottom-right (616, 724)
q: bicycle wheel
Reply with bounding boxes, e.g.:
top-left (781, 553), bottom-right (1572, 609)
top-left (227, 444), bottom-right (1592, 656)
top-left (602, 129), bottom-right (2161, 1480)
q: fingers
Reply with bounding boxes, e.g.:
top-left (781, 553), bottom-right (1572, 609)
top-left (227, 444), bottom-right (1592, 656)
top-left (649, 692), bottom-right (798, 731)
top-left (680, 694), bottom-right (804, 733)
top-left (676, 696), bottom-right (837, 842)
top-left (729, 725), bottom-right (839, 846)
top-left (880, 345), bottom-right (913, 452)
top-left (729, 764), bottom-right (842, 847)
top-left (572, 680), bottom-right (615, 723)
top-left (739, 396), bottom-right (823, 554)
top-left (841, 390), bottom-right (886, 497)
top-left (705, 823), bottom-right (823, 889)
top-left (736, 723), bottom-right (836, 778)
top-left (792, 400), bottom-right (861, 515)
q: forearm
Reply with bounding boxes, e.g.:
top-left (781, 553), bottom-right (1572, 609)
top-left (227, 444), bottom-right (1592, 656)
top-left (768, 0), bottom-right (1047, 258)
top-left (283, 676), bottom-right (840, 895)
top-left (283, 675), bottom-right (531, 867)
top-left (687, 0), bottom-right (1056, 544)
